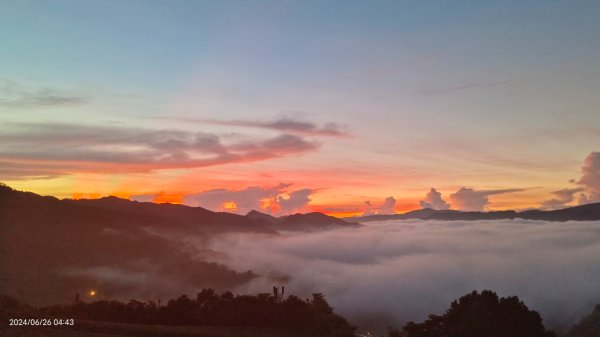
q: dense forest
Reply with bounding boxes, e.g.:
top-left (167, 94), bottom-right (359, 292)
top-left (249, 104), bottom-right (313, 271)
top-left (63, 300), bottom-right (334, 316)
top-left (1, 289), bottom-right (356, 337)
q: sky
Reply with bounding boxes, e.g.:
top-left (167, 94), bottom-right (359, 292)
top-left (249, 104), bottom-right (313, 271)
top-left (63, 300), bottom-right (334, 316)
top-left (1, 0), bottom-right (600, 216)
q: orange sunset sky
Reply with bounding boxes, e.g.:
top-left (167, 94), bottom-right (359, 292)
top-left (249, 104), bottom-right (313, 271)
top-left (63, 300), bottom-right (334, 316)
top-left (1, 1), bottom-right (600, 216)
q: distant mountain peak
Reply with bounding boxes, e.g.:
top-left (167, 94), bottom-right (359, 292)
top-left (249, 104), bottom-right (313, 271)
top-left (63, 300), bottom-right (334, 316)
top-left (245, 209), bottom-right (361, 231)
top-left (246, 209), bottom-right (279, 225)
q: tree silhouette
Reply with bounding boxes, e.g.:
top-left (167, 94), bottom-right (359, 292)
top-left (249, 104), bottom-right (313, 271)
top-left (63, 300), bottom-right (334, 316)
top-left (12, 289), bottom-right (356, 336)
top-left (386, 326), bottom-right (402, 337)
top-left (403, 290), bottom-right (557, 337)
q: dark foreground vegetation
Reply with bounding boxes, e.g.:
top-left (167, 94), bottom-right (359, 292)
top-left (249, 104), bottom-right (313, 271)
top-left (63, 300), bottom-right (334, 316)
top-left (0, 320), bottom-right (317, 337)
top-left (3, 288), bottom-right (600, 337)
top-left (400, 290), bottom-right (557, 337)
top-left (0, 289), bottom-right (355, 337)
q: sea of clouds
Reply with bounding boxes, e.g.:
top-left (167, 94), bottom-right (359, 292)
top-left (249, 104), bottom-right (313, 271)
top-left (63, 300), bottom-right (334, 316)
top-left (207, 219), bottom-right (600, 333)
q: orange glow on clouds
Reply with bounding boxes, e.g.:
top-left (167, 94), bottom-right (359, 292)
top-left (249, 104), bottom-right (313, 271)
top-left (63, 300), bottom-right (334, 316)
top-left (222, 201), bottom-right (237, 211)
top-left (261, 198), bottom-right (280, 214)
top-left (72, 192), bottom-right (102, 200)
top-left (323, 210), bottom-right (364, 218)
top-left (153, 192), bottom-right (184, 204)
top-left (7, 166), bottom-right (559, 216)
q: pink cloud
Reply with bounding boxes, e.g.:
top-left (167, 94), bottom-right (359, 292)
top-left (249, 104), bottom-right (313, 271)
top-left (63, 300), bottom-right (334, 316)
top-left (0, 123), bottom-right (320, 179)
top-left (419, 188), bottom-right (450, 210)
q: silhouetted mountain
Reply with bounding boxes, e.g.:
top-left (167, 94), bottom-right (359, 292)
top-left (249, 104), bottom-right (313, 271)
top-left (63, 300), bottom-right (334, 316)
top-left (246, 210), bottom-right (361, 231)
top-left (519, 203), bottom-right (600, 221)
top-left (349, 204), bottom-right (600, 222)
top-left (0, 185), bottom-right (269, 306)
top-left (278, 212), bottom-right (361, 231)
top-left (67, 196), bottom-right (276, 236)
top-left (246, 210), bottom-right (279, 225)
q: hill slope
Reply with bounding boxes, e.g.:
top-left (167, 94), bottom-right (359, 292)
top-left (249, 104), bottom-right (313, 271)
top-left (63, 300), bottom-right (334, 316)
top-left (0, 185), bottom-right (264, 305)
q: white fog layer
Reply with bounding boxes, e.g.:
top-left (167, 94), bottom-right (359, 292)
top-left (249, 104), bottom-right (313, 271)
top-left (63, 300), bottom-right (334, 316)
top-left (207, 219), bottom-right (600, 332)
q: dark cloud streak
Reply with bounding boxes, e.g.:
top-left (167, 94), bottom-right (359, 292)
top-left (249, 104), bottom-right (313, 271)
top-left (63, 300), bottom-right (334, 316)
top-left (0, 80), bottom-right (87, 109)
top-left (0, 122), bottom-right (320, 179)
top-left (418, 79), bottom-right (516, 97)
top-left (160, 117), bottom-right (348, 137)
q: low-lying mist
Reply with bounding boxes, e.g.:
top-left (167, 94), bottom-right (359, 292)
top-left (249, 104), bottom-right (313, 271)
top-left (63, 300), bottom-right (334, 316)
top-left (206, 219), bottom-right (600, 333)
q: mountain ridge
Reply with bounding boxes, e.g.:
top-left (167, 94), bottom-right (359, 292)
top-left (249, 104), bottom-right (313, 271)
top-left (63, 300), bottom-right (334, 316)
top-left (347, 203), bottom-right (600, 222)
top-left (246, 209), bottom-right (361, 231)
top-left (4, 183), bottom-right (600, 223)
top-left (0, 184), bottom-right (258, 306)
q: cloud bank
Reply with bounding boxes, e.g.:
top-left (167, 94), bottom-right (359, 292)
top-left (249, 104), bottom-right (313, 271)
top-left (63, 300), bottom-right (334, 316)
top-left (277, 188), bottom-right (314, 214)
top-left (577, 151), bottom-right (600, 203)
top-left (449, 187), bottom-right (523, 211)
top-left (0, 123), bottom-right (319, 179)
top-left (208, 219), bottom-right (600, 333)
top-left (176, 116), bottom-right (348, 137)
top-left (419, 188), bottom-right (450, 210)
top-left (362, 197), bottom-right (396, 215)
top-left (180, 184), bottom-right (314, 215)
top-left (0, 79), bottom-right (87, 109)
top-left (541, 188), bottom-right (585, 210)
top-left (379, 197), bottom-right (396, 214)
top-left (541, 151), bottom-right (600, 208)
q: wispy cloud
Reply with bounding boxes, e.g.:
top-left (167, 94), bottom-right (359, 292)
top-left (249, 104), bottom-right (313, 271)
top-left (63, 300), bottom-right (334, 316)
top-left (181, 184), bottom-right (314, 215)
top-left (0, 122), bottom-right (320, 179)
top-left (449, 187), bottom-right (524, 211)
top-left (417, 79), bottom-right (517, 97)
top-left (0, 160), bottom-right (68, 180)
top-left (160, 116), bottom-right (348, 137)
top-left (540, 151), bottom-right (600, 208)
top-left (0, 79), bottom-right (87, 109)
top-left (183, 184), bottom-right (289, 213)
top-left (541, 187), bottom-right (584, 210)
